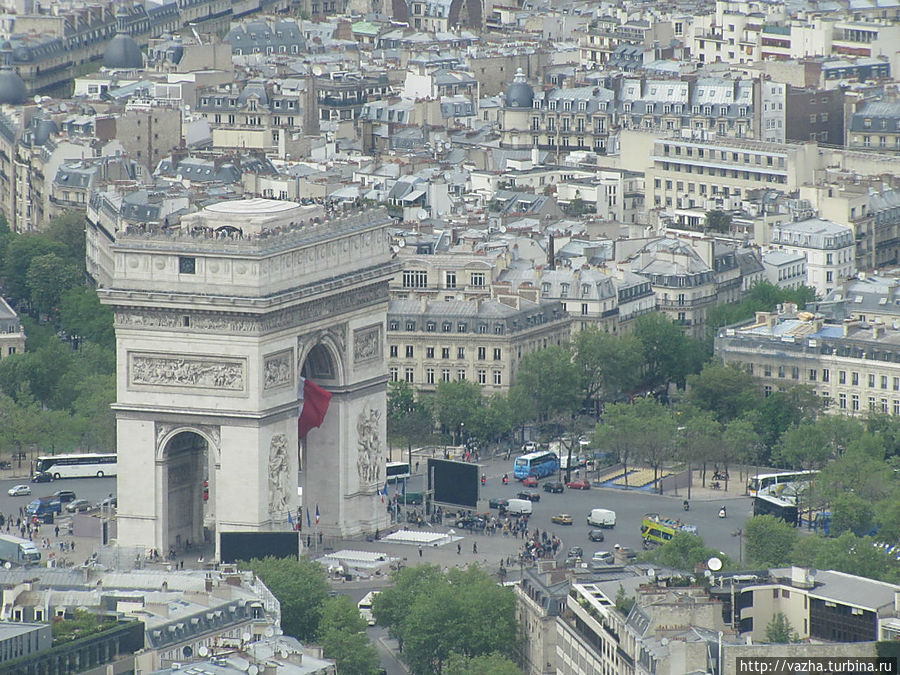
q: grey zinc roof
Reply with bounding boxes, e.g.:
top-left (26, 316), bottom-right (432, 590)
top-left (762, 249), bottom-right (804, 266)
top-left (772, 217), bottom-right (853, 249)
top-left (768, 568), bottom-right (900, 611)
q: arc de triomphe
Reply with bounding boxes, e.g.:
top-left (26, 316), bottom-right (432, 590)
top-left (98, 201), bottom-right (396, 556)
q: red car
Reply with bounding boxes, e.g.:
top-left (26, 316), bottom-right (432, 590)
top-left (566, 479), bottom-right (591, 490)
top-left (522, 475), bottom-right (539, 487)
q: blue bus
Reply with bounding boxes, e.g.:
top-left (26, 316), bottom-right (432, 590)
top-left (514, 451), bottom-right (560, 480)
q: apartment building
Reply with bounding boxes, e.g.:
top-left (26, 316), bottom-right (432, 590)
top-left (785, 85), bottom-right (845, 145)
top-left (555, 167), bottom-right (645, 224)
top-left (616, 77), bottom-right (767, 141)
top-left (390, 252), bottom-right (507, 301)
top-left (617, 237), bottom-right (741, 338)
top-left (800, 180), bottom-right (900, 271)
top-left (738, 567), bottom-right (900, 642)
top-left (385, 297), bottom-right (571, 393)
top-left (496, 266), bottom-right (620, 334)
top-left (196, 80), bottom-right (302, 154)
top-left (769, 217), bottom-right (856, 296)
top-left (847, 100), bottom-right (900, 154)
top-left (499, 71), bottom-right (615, 155)
top-left (0, 296), bottom-right (25, 360)
top-left (515, 566), bottom-right (569, 675)
top-left (577, 15), bottom-right (675, 65)
top-left (557, 579), bottom-right (737, 675)
top-left (646, 135), bottom-right (819, 216)
top-left (762, 249), bottom-right (807, 290)
top-left (816, 273), bottom-right (900, 324)
top-left (716, 304), bottom-right (900, 416)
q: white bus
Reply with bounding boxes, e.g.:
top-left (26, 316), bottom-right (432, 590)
top-left (385, 461), bottom-right (411, 481)
top-left (33, 453), bottom-right (118, 480)
top-left (746, 470), bottom-right (818, 497)
top-left (358, 591), bottom-right (380, 626)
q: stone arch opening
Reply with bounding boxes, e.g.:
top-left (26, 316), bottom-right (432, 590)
top-left (162, 431), bottom-right (212, 552)
top-left (301, 343), bottom-right (340, 385)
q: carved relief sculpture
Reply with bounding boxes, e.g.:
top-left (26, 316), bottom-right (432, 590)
top-left (356, 407), bottom-right (383, 485)
top-left (263, 350), bottom-right (293, 390)
top-left (353, 325), bottom-right (381, 363)
top-left (130, 354), bottom-right (245, 391)
top-left (268, 433), bottom-right (290, 515)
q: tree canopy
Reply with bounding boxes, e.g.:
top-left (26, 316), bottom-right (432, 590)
top-left (0, 212), bottom-right (116, 459)
top-left (374, 565), bottom-right (516, 674)
top-left (744, 515), bottom-right (799, 567)
top-left (318, 595), bottom-right (380, 675)
top-left (245, 556), bottom-right (331, 640)
top-left (509, 346), bottom-right (581, 423)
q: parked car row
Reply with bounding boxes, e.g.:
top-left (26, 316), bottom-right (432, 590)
top-left (6, 486), bottom-right (110, 514)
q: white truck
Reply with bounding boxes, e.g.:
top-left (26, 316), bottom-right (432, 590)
top-left (0, 534), bottom-right (41, 566)
top-left (586, 508), bottom-right (616, 528)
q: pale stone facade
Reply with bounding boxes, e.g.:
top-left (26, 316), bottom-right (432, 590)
top-left (0, 296), bottom-right (25, 360)
top-left (99, 201), bottom-right (396, 556)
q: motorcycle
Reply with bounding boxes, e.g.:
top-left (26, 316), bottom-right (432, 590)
top-left (502, 475), bottom-right (509, 485)
top-left (481, 475), bottom-right (486, 486)
top-left (718, 507), bottom-right (727, 519)
top-left (683, 500), bottom-right (690, 512)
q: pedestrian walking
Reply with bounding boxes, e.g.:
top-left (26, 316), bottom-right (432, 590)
top-left (457, 543), bottom-right (461, 555)
top-left (418, 545), bottom-right (423, 557)
top-left (473, 542), bottom-right (477, 554)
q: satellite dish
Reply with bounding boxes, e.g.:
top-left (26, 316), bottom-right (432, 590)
top-left (248, 666), bottom-right (259, 675)
top-left (647, 568), bottom-right (656, 578)
top-left (280, 649), bottom-right (290, 659)
top-left (397, 238), bottom-right (406, 248)
top-left (707, 556), bottom-right (723, 571)
top-left (499, 225), bottom-right (507, 233)
top-left (3, 562), bottom-right (10, 570)
top-left (391, 245), bottom-right (400, 254)
top-left (264, 626), bottom-right (275, 637)
top-left (416, 208), bottom-right (428, 221)
top-left (33, 95), bottom-right (41, 104)
top-left (198, 646), bottom-right (209, 657)
top-left (312, 65), bottom-right (324, 76)
top-left (242, 632), bottom-right (252, 643)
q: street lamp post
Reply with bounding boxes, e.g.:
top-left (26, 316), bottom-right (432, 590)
top-left (732, 528), bottom-right (743, 565)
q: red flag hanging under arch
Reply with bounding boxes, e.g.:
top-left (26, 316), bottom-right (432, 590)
top-left (298, 376), bottom-right (332, 439)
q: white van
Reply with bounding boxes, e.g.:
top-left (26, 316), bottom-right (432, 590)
top-left (559, 454), bottom-right (584, 471)
top-left (506, 498), bottom-right (533, 516)
top-left (587, 508), bottom-right (616, 528)
top-left (358, 591), bottom-right (380, 626)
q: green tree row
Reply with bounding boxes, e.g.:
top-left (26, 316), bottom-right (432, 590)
top-left (0, 213), bottom-right (117, 458)
top-left (247, 557), bottom-right (521, 675)
top-left (374, 564), bottom-right (519, 675)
